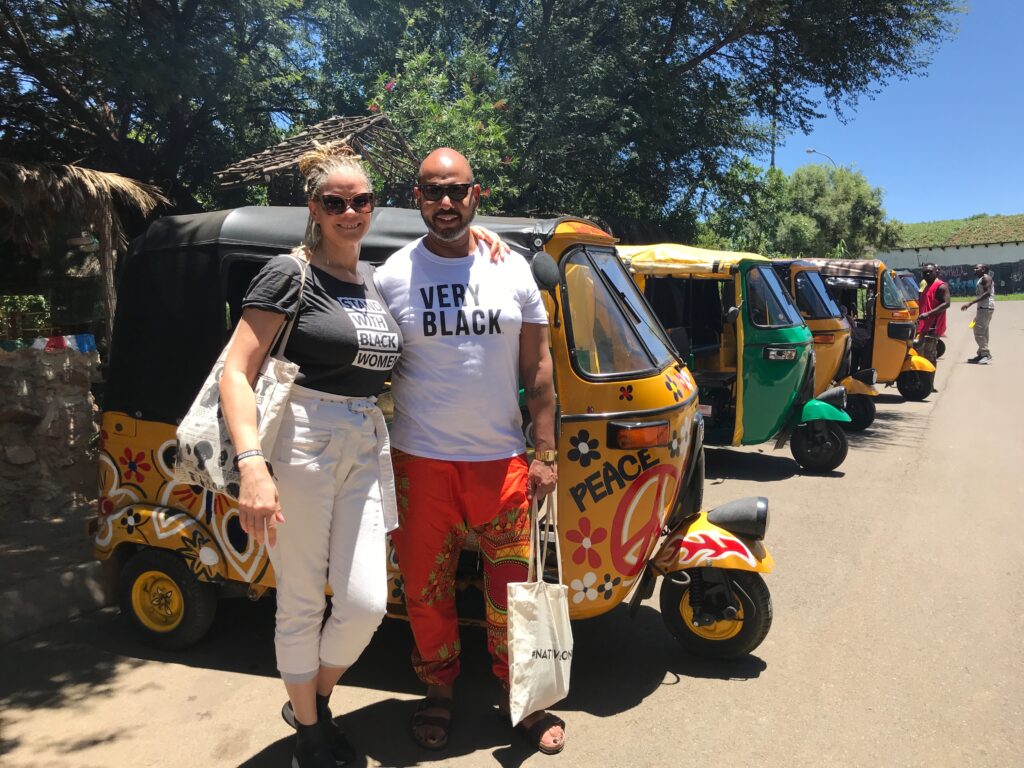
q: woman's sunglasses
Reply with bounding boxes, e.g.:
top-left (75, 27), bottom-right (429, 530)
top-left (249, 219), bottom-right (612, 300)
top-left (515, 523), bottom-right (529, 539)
top-left (415, 183), bottom-right (475, 202)
top-left (319, 192), bottom-right (375, 214)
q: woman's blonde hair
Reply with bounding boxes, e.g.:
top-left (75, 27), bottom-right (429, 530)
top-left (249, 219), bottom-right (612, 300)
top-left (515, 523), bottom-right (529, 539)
top-left (293, 141), bottom-right (372, 258)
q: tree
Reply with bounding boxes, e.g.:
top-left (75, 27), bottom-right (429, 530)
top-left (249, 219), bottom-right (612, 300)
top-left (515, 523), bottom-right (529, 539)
top-left (0, 0), bottom-right (317, 209)
top-left (700, 162), bottom-right (901, 258)
top-left (369, 46), bottom-right (517, 212)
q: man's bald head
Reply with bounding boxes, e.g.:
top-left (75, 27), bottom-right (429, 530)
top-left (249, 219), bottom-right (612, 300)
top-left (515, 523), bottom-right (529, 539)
top-left (418, 148), bottom-right (474, 183)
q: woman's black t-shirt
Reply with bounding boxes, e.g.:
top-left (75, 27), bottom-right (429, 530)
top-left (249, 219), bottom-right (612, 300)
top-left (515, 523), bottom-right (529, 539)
top-left (241, 255), bottom-right (402, 397)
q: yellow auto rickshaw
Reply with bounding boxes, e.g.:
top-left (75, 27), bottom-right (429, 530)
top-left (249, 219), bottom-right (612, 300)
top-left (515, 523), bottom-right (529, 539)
top-left (771, 259), bottom-right (879, 431)
top-left (813, 259), bottom-right (936, 401)
top-left (91, 207), bottom-right (775, 658)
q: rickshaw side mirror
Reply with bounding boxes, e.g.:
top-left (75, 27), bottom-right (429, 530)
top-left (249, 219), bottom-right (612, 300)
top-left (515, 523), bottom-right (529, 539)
top-left (725, 306), bottom-right (740, 324)
top-left (530, 251), bottom-right (560, 292)
top-left (668, 327), bottom-right (690, 358)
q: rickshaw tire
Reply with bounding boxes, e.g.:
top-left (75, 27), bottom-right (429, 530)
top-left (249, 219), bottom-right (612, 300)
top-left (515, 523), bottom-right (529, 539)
top-left (937, 339), bottom-right (946, 359)
top-left (896, 371), bottom-right (933, 402)
top-left (790, 422), bottom-right (848, 473)
top-left (679, 446), bottom-right (705, 516)
top-left (118, 548), bottom-right (217, 650)
top-left (842, 395), bottom-right (875, 432)
top-left (659, 570), bottom-right (772, 659)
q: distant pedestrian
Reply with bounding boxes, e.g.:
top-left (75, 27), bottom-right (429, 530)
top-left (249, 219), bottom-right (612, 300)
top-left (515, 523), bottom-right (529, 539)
top-left (961, 263), bottom-right (995, 364)
top-left (916, 262), bottom-right (950, 345)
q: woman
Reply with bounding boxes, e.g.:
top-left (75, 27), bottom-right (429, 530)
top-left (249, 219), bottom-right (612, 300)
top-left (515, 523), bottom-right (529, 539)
top-left (221, 143), bottom-right (398, 768)
top-left (221, 142), bottom-right (507, 767)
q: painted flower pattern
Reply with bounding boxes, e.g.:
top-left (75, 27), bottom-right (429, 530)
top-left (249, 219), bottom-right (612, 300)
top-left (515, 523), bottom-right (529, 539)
top-left (669, 430), bottom-right (682, 458)
top-left (391, 574), bottom-right (405, 600)
top-left (619, 385), bottom-right (633, 401)
top-left (567, 429), bottom-right (601, 467)
top-left (566, 517), bottom-right (607, 568)
top-left (119, 510), bottom-right (144, 534)
top-left (570, 572), bottom-right (599, 604)
top-left (596, 573), bottom-right (622, 600)
top-left (119, 448), bottom-right (151, 483)
top-left (665, 374), bottom-right (683, 402)
top-left (177, 529), bottom-right (220, 581)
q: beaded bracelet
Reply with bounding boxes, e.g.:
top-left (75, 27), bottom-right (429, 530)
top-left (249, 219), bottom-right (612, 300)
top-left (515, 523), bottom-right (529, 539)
top-left (233, 449), bottom-right (264, 467)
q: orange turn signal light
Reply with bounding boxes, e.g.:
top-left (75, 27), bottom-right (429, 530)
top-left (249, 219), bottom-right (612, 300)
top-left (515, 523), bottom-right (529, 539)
top-left (813, 334), bottom-right (835, 344)
top-left (892, 310), bottom-right (910, 320)
top-left (608, 420), bottom-right (671, 449)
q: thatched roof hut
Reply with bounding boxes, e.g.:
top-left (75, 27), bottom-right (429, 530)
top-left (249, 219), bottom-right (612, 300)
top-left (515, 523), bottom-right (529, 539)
top-left (214, 114), bottom-right (419, 205)
top-left (0, 161), bottom-right (168, 344)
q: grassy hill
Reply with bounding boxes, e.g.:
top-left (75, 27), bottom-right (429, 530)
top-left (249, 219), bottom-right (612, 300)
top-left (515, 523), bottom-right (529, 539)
top-left (898, 213), bottom-right (1024, 248)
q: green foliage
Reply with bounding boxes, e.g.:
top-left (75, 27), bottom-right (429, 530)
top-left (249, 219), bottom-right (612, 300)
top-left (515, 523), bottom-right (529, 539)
top-left (0, 294), bottom-right (51, 338)
top-left (898, 214), bottom-right (1024, 248)
top-left (702, 163), bottom-right (900, 258)
top-left (370, 46), bottom-right (516, 212)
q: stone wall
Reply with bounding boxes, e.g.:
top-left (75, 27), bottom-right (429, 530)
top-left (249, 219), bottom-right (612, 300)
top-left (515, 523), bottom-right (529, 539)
top-left (0, 346), bottom-right (99, 521)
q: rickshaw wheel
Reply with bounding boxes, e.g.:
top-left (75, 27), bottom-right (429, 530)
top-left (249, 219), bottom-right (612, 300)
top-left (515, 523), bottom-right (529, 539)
top-left (660, 570), bottom-right (771, 658)
top-left (936, 339), bottom-right (946, 359)
top-left (842, 395), bottom-right (876, 432)
top-left (790, 422), bottom-right (848, 473)
top-left (896, 371), bottom-right (933, 401)
top-left (119, 548), bottom-right (217, 649)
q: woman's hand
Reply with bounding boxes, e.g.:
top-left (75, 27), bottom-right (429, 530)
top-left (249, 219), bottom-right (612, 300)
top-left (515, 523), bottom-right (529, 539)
top-left (471, 225), bottom-right (510, 263)
top-left (237, 459), bottom-right (285, 547)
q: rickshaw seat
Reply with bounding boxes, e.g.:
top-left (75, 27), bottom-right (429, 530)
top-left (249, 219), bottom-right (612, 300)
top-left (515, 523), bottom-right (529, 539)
top-left (693, 369), bottom-right (737, 389)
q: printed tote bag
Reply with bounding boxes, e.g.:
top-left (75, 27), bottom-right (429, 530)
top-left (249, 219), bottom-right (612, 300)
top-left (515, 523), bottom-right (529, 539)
top-left (174, 253), bottom-right (308, 497)
top-left (506, 494), bottom-right (574, 726)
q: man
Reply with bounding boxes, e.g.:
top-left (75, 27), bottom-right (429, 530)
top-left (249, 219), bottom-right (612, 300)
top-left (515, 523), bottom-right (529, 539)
top-left (960, 263), bottom-right (995, 363)
top-left (916, 262), bottom-right (951, 345)
top-left (375, 149), bottom-right (565, 754)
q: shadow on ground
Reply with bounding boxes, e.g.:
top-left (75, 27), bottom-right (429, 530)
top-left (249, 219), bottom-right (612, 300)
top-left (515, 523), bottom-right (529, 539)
top-left (2, 594), bottom-right (766, 767)
top-left (843, 399), bottom-right (932, 452)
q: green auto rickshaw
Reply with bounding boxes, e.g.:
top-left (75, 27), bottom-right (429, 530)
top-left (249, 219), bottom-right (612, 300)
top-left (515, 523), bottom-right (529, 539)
top-left (619, 243), bottom-right (851, 473)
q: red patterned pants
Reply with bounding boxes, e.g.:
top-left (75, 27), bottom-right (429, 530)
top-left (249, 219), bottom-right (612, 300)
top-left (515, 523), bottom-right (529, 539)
top-left (390, 450), bottom-right (531, 689)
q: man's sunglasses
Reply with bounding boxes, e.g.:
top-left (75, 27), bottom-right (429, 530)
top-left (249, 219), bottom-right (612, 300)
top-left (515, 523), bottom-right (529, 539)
top-left (415, 183), bottom-right (475, 202)
top-left (319, 193), bottom-right (375, 214)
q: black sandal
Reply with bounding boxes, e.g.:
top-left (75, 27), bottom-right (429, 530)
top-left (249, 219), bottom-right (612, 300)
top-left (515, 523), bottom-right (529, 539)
top-left (514, 712), bottom-right (566, 755)
top-left (410, 696), bottom-right (454, 751)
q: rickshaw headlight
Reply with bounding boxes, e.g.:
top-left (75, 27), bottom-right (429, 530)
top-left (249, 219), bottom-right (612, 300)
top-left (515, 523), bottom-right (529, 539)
top-left (607, 420), bottom-right (671, 450)
top-left (707, 496), bottom-right (769, 540)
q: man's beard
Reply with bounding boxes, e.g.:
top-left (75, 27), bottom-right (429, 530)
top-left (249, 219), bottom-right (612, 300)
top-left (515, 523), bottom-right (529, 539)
top-left (425, 204), bottom-right (476, 242)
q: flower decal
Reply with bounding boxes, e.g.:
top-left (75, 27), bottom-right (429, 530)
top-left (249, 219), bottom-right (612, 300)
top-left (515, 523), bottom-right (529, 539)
top-left (177, 529), bottom-right (221, 581)
top-left (119, 510), bottom-right (144, 534)
top-left (665, 375), bottom-right (683, 402)
top-left (567, 429), bottom-right (601, 467)
top-left (596, 573), bottom-right (622, 600)
top-left (619, 385), bottom-right (633, 401)
top-left (669, 430), bottom-right (681, 458)
top-left (566, 517), bottom-right (607, 568)
top-left (570, 572), bottom-right (599, 604)
top-left (118, 447), bottom-right (151, 483)
top-left (391, 574), bottom-right (405, 600)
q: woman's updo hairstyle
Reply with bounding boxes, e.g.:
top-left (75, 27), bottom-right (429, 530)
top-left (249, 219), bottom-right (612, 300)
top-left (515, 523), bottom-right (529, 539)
top-left (293, 141), bottom-right (372, 258)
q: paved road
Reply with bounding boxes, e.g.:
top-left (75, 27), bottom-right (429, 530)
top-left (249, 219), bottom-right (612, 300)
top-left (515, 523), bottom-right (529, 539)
top-left (2, 304), bottom-right (1022, 768)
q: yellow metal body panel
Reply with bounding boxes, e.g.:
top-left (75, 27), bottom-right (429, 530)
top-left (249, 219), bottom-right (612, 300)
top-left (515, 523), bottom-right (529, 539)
top-left (618, 243), bottom-right (768, 276)
top-left (902, 353), bottom-right (937, 374)
top-left (653, 511), bottom-right (774, 574)
top-left (96, 412), bottom-right (276, 587)
top-left (840, 377), bottom-right (878, 397)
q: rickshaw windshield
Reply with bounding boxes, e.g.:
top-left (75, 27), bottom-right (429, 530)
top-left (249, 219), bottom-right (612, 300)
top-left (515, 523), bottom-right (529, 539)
top-left (896, 274), bottom-right (919, 302)
top-left (793, 270), bottom-right (843, 319)
top-left (562, 247), bottom-right (674, 378)
top-left (746, 266), bottom-right (804, 328)
top-left (880, 270), bottom-right (907, 310)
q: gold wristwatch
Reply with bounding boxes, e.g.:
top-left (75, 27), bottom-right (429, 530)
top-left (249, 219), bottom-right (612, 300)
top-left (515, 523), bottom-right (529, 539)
top-left (535, 449), bottom-right (557, 463)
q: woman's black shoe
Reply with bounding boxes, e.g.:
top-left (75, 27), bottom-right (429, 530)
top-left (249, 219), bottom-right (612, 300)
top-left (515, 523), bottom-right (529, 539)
top-left (282, 699), bottom-right (357, 766)
top-left (292, 721), bottom-right (336, 768)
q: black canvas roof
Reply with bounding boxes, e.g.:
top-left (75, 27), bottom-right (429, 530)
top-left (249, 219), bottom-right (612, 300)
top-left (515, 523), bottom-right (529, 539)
top-left (105, 206), bottom-right (599, 423)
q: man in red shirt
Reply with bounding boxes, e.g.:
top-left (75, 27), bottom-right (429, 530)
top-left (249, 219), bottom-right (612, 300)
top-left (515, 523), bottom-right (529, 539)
top-left (916, 262), bottom-right (950, 344)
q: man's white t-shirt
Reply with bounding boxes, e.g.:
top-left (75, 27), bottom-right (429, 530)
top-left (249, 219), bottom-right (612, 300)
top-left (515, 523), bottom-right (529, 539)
top-left (375, 237), bottom-right (548, 461)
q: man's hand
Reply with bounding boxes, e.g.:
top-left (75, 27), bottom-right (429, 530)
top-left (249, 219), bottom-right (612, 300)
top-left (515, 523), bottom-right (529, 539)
top-left (527, 459), bottom-right (557, 501)
top-left (961, 303), bottom-right (970, 312)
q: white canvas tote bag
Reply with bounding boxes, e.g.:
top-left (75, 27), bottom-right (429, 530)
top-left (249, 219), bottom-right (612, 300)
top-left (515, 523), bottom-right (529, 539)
top-left (506, 494), bottom-right (574, 726)
top-left (174, 253), bottom-right (308, 497)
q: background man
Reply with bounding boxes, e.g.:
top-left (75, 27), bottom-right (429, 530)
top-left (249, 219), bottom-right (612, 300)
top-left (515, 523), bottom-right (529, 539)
top-left (960, 263), bottom-right (995, 363)
top-left (917, 262), bottom-right (951, 345)
top-left (375, 148), bottom-right (565, 755)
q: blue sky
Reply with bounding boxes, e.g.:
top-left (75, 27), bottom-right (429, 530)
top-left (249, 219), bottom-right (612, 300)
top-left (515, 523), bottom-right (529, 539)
top-left (769, 1), bottom-right (1023, 224)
